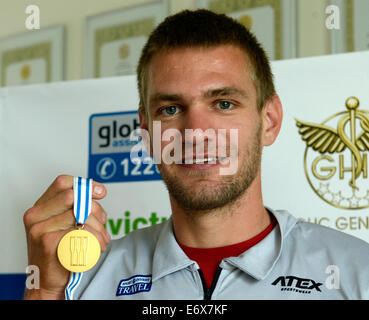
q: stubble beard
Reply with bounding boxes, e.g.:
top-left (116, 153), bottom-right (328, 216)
top-left (157, 123), bottom-right (263, 213)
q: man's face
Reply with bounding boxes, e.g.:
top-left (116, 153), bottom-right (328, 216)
top-left (142, 45), bottom-right (264, 211)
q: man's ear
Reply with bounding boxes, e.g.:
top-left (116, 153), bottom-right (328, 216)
top-left (138, 106), bottom-right (152, 157)
top-left (261, 94), bottom-right (283, 147)
top-left (138, 106), bottom-right (148, 131)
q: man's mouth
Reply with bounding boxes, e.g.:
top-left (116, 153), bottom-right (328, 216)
top-left (175, 156), bottom-right (229, 169)
top-left (184, 157), bottom-right (225, 164)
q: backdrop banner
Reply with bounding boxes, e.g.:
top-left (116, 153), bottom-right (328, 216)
top-left (0, 50), bottom-right (368, 299)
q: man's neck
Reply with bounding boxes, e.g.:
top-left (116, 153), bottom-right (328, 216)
top-left (170, 176), bottom-right (271, 248)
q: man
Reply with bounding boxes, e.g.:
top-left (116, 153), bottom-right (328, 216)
top-left (24, 10), bottom-right (369, 300)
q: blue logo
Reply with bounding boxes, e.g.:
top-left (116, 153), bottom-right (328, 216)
top-left (88, 111), bottom-right (162, 183)
top-left (116, 274), bottom-right (152, 296)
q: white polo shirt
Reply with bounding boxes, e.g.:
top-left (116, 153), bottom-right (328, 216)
top-left (69, 209), bottom-right (369, 300)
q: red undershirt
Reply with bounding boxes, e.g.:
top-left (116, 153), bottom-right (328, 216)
top-left (178, 217), bottom-right (277, 288)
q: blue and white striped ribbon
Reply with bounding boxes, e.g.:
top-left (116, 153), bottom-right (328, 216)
top-left (73, 176), bottom-right (92, 225)
top-left (65, 176), bottom-right (93, 300)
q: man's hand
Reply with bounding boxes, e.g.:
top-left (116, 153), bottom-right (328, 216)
top-left (23, 175), bottom-right (110, 300)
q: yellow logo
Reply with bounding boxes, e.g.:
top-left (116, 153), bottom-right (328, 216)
top-left (296, 97), bottom-right (369, 209)
top-left (119, 44), bottom-right (130, 59)
top-left (238, 14), bottom-right (253, 30)
top-left (20, 64), bottom-right (31, 80)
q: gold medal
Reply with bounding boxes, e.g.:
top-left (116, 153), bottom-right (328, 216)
top-left (57, 177), bottom-right (101, 274)
top-left (57, 227), bottom-right (101, 273)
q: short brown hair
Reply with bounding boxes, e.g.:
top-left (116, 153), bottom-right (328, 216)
top-left (137, 9), bottom-right (275, 113)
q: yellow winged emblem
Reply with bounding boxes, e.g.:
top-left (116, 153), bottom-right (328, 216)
top-left (295, 117), bottom-right (369, 153)
top-left (295, 97), bottom-right (369, 190)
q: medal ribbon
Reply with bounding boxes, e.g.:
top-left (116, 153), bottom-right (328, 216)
top-left (65, 176), bottom-right (93, 300)
top-left (73, 176), bottom-right (92, 225)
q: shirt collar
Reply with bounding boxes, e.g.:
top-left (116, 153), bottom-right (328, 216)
top-left (151, 208), bottom-right (297, 282)
top-left (224, 208), bottom-right (297, 280)
top-left (151, 217), bottom-right (194, 282)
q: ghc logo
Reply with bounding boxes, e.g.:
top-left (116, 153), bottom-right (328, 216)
top-left (296, 97), bottom-right (369, 210)
top-left (272, 275), bottom-right (323, 294)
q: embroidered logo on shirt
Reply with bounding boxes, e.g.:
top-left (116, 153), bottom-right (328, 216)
top-left (116, 274), bottom-right (152, 296)
top-left (272, 275), bottom-right (323, 294)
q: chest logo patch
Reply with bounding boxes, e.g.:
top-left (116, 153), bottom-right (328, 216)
top-left (272, 275), bottom-right (323, 294)
top-left (116, 274), bottom-right (152, 296)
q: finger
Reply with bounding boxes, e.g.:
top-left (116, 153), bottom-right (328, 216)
top-left (35, 175), bottom-right (74, 206)
top-left (83, 223), bottom-right (109, 252)
top-left (90, 182), bottom-right (107, 200)
top-left (35, 175), bottom-right (107, 206)
top-left (39, 228), bottom-right (74, 257)
top-left (88, 201), bottom-right (107, 225)
top-left (25, 189), bottom-right (75, 228)
top-left (28, 210), bottom-right (75, 242)
top-left (84, 214), bottom-right (110, 244)
top-left (25, 192), bottom-right (108, 237)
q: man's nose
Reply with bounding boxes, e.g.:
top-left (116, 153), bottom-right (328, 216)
top-left (180, 104), bottom-right (214, 133)
top-left (180, 104), bottom-right (217, 155)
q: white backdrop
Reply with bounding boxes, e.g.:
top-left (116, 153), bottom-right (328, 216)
top-left (262, 50), bottom-right (369, 242)
top-left (1, 50), bottom-right (369, 298)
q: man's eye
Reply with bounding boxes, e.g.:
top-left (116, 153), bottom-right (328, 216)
top-left (217, 101), bottom-right (234, 110)
top-left (162, 105), bottom-right (179, 116)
